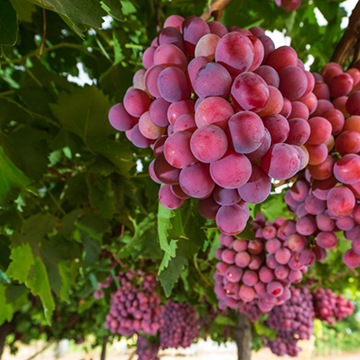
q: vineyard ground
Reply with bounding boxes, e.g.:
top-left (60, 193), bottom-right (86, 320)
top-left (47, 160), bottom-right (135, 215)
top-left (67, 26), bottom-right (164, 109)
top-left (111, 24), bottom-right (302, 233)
top-left (3, 339), bottom-right (360, 360)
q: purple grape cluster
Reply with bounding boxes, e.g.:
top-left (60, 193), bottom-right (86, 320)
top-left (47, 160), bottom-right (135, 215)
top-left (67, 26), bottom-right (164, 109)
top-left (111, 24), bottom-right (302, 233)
top-left (93, 275), bottom-right (113, 299)
top-left (266, 286), bottom-right (314, 357)
top-left (285, 176), bottom-right (360, 268)
top-left (214, 214), bottom-right (313, 314)
top-left (104, 272), bottom-right (163, 336)
top-left (136, 336), bottom-right (160, 360)
top-left (238, 300), bottom-right (263, 322)
top-left (108, 14), bottom-right (314, 238)
top-left (159, 301), bottom-right (200, 349)
top-left (312, 288), bottom-right (354, 324)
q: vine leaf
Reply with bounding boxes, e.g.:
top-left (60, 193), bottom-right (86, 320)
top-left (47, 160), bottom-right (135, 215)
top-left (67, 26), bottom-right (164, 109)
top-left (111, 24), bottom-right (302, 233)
top-left (0, 147), bottom-right (31, 205)
top-left (26, 0), bottom-right (123, 37)
top-left (0, 0), bottom-right (18, 55)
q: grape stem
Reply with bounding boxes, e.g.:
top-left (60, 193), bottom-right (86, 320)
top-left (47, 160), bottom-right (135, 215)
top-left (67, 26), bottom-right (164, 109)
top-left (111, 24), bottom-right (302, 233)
top-left (201, 0), bottom-right (233, 21)
top-left (331, 0), bottom-right (360, 64)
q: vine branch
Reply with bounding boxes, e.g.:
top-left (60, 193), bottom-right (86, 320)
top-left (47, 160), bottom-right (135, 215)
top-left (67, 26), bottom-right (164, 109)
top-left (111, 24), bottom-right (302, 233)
top-left (38, 9), bottom-right (47, 59)
top-left (331, 0), bottom-right (360, 64)
top-left (201, 0), bottom-right (233, 21)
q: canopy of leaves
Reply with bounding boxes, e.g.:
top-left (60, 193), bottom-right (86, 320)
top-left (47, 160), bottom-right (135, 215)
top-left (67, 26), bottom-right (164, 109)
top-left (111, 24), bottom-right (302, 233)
top-left (0, 0), bottom-right (359, 353)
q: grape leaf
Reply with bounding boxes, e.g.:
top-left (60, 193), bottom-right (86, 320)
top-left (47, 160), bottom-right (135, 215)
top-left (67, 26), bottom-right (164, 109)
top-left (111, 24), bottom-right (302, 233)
top-left (26, 257), bottom-right (55, 323)
top-left (0, 285), bottom-right (13, 325)
top-left (49, 86), bottom-right (113, 144)
top-left (0, 147), bottom-right (31, 205)
top-left (6, 243), bottom-right (34, 283)
top-left (0, 0), bottom-right (18, 55)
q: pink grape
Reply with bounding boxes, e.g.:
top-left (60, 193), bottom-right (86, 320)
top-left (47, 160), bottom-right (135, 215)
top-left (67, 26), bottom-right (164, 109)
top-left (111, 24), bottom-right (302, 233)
top-left (257, 86), bottom-right (284, 117)
top-left (260, 143), bottom-right (301, 180)
top-left (225, 266), bottom-right (243, 283)
top-left (228, 111), bottom-right (265, 153)
top-left (335, 131), bottom-right (360, 155)
top-left (124, 89), bottom-right (151, 117)
top-left (149, 159), bottom-right (162, 184)
top-left (239, 285), bottom-right (256, 302)
top-left (158, 26), bottom-right (185, 51)
top-left (213, 187), bottom-right (241, 206)
top-left (193, 62), bottom-right (232, 99)
top-left (346, 91), bottom-right (360, 115)
top-left (215, 32), bottom-right (254, 77)
top-left (242, 270), bottom-right (259, 286)
top-left (262, 114), bottom-right (290, 144)
top-left (190, 125), bottom-right (228, 163)
top-left (316, 213), bottom-right (335, 232)
top-left (279, 66), bottom-right (308, 100)
top-left (182, 17), bottom-right (210, 56)
top-left (170, 184), bottom-right (190, 199)
top-left (289, 101), bottom-right (309, 120)
top-left (275, 248), bottom-right (292, 265)
top-left (308, 155), bottom-right (335, 180)
top-left (210, 151), bottom-right (252, 189)
top-left (266, 46), bottom-right (298, 72)
top-left (108, 103), bottom-right (138, 131)
top-left (154, 153), bottom-right (180, 184)
top-left (164, 131), bottom-right (196, 169)
top-left (153, 136), bottom-right (167, 157)
top-left (323, 109), bottom-right (344, 136)
top-left (343, 249), bottom-right (360, 268)
top-left (153, 43), bottom-right (187, 71)
top-left (187, 56), bottom-right (210, 89)
top-left (316, 232), bottom-right (338, 249)
top-left (248, 36), bottom-right (265, 72)
top-left (198, 196), bottom-right (220, 220)
top-left (254, 65), bottom-right (280, 88)
top-left (259, 267), bottom-right (275, 283)
top-left (306, 144), bottom-right (328, 165)
top-left (173, 113), bottom-right (197, 133)
top-left (246, 128), bottom-right (271, 162)
top-left (144, 65), bottom-right (166, 98)
top-left (267, 282), bottom-right (284, 297)
top-left (195, 33), bottom-right (220, 60)
top-left (130, 124), bottom-right (153, 148)
top-left (327, 186), bottom-right (355, 216)
top-left (149, 98), bottom-right (170, 127)
top-left (334, 154), bottom-right (360, 185)
top-left (158, 67), bottom-right (190, 102)
top-left (208, 21), bottom-right (228, 37)
top-left (237, 165), bottom-right (271, 204)
top-left (179, 162), bottom-right (214, 198)
top-left (159, 184), bottom-right (184, 209)
top-left (195, 97), bottom-right (234, 129)
top-left (216, 202), bottom-right (250, 235)
top-left (139, 111), bottom-right (165, 140)
top-left (258, 35), bottom-right (275, 63)
top-left (266, 239), bottom-right (282, 254)
top-left (164, 15), bottom-right (184, 30)
top-left (307, 117), bottom-right (332, 145)
top-left (231, 72), bottom-right (270, 112)
top-left (167, 99), bottom-right (194, 126)
top-left (142, 46), bottom-right (155, 69)
top-left (329, 73), bottom-right (353, 97)
top-left (235, 251), bottom-right (251, 268)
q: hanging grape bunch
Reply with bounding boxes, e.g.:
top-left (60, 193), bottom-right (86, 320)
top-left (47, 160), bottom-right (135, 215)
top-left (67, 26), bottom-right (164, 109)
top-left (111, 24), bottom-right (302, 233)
top-left (284, 60), bottom-right (360, 268)
top-left (104, 271), bottom-right (163, 336)
top-left (214, 213), bottom-right (317, 313)
top-left (108, 15), bottom-right (315, 237)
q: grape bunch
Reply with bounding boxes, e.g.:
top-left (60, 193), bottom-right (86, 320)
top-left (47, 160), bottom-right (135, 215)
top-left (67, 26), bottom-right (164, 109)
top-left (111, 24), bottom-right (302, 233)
top-left (93, 275), bottom-right (113, 299)
top-left (108, 15), bottom-right (314, 237)
top-left (266, 286), bottom-right (314, 357)
top-left (136, 336), bottom-right (160, 360)
top-left (159, 301), bottom-right (200, 349)
top-left (274, 0), bottom-right (302, 12)
top-left (104, 272), bottom-right (163, 336)
top-left (214, 214), bottom-right (314, 314)
top-left (312, 288), bottom-right (354, 324)
top-left (283, 60), bottom-right (360, 266)
top-left (238, 300), bottom-right (263, 322)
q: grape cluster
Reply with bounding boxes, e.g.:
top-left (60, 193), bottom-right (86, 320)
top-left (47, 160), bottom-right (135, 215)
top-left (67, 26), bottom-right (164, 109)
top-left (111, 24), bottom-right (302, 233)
top-left (159, 301), bottom-right (200, 349)
top-left (284, 60), bottom-right (360, 267)
top-left (266, 286), bottom-right (314, 357)
top-left (238, 300), bottom-right (263, 322)
top-left (214, 214), bottom-right (313, 314)
top-left (274, 0), bottom-right (302, 12)
top-left (136, 336), bottom-right (160, 360)
top-left (312, 288), bottom-right (354, 324)
top-left (108, 15), bottom-right (314, 237)
top-left (104, 272), bottom-right (163, 336)
top-left (93, 275), bottom-right (113, 299)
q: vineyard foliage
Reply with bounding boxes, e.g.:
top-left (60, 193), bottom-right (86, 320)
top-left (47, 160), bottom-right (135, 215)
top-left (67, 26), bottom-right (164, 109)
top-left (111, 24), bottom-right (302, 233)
top-left (0, 0), bottom-right (360, 355)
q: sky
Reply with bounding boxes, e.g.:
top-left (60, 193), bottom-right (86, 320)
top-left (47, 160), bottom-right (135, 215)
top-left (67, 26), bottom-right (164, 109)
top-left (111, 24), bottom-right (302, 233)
top-left (67, 0), bottom-right (359, 85)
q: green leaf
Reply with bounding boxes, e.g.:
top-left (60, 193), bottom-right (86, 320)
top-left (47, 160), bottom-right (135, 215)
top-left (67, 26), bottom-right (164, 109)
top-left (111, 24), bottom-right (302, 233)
top-left (6, 243), bottom-right (35, 283)
top-left (26, 257), bottom-right (55, 323)
top-left (10, 0), bottom-right (36, 22)
top-left (158, 203), bottom-right (206, 296)
top-left (101, 0), bottom-right (123, 21)
top-left (157, 204), bottom-right (186, 257)
top-left (0, 147), bottom-right (31, 205)
top-left (49, 86), bottom-right (113, 144)
top-left (0, 0), bottom-right (18, 54)
top-left (86, 174), bottom-right (115, 219)
top-left (26, 0), bottom-right (107, 37)
top-left (0, 284), bottom-right (13, 325)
